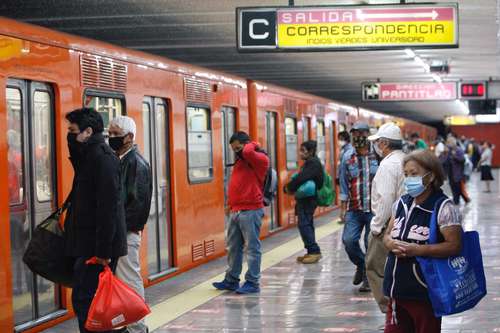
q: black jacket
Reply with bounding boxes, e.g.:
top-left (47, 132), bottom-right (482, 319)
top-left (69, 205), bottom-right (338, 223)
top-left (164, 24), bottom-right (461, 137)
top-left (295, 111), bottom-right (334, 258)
top-left (120, 146), bottom-right (153, 232)
top-left (285, 156), bottom-right (324, 213)
top-left (65, 133), bottom-right (127, 259)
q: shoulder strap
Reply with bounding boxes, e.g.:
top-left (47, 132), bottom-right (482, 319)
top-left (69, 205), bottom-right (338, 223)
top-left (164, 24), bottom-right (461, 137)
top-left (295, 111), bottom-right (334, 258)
top-left (428, 196), bottom-right (449, 244)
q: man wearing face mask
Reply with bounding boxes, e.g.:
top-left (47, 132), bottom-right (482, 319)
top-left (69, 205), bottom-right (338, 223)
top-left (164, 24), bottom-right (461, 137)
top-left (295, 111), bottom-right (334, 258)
top-left (284, 140), bottom-right (324, 264)
top-left (64, 108), bottom-right (127, 333)
top-left (366, 123), bottom-right (406, 318)
top-left (339, 122), bottom-right (378, 292)
top-left (336, 131), bottom-right (354, 188)
top-left (109, 116), bottom-right (152, 333)
top-left (213, 131), bottom-right (269, 294)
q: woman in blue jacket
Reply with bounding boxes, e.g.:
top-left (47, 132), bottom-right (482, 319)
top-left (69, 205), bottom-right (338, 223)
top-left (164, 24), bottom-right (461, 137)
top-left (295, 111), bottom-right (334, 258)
top-left (383, 149), bottom-right (462, 333)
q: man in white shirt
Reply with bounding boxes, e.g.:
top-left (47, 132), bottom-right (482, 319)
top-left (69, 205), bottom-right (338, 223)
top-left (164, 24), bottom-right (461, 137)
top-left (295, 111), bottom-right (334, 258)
top-left (366, 123), bottom-right (406, 315)
top-left (434, 136), bottom-right (446, 158)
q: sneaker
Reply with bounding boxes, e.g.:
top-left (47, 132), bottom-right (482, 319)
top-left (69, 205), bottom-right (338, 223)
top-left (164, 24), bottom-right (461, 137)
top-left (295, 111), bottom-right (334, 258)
top-left (301, 253), bottom-right (322, 264)
top-left (358, 275), bottom-right (371, 292)
top-left (235, 281), bottom-right (260, 294)
top-left (353, 266), bottom-right (364, 285)
top-left (212, 279), bottom-right (239, 291)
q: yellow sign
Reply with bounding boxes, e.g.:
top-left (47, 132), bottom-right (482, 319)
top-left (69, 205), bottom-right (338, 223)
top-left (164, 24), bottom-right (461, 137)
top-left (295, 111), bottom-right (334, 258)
top-left (444, 116), bottom-right (476, 126)
top-left (276, 5), bottom-right (458, 49)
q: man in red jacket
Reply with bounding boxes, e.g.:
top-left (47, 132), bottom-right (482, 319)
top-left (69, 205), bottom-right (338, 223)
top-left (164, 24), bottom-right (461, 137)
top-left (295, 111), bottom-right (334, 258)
top-left (213, 131), bottom-right (269, 294)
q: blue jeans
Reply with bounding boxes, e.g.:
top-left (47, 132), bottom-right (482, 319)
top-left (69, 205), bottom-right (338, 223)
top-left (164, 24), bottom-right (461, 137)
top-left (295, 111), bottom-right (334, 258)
top-left (297, 204), bottom-right (321, 254)
top-left (225, 209), bottom-right (264, 285)
top-left (342, 211), bottom-right (373, 268)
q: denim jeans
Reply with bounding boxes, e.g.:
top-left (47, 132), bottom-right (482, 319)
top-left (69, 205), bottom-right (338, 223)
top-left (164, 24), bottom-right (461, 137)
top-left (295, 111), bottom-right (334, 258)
top-left (297, 203), bottom-right (321, 254)
top-left (342, 211), bottom-right (373, 268)
top-left (72, 257), bottom-right (118, 333)
top-left (225, 209), bottom-right (264, 285)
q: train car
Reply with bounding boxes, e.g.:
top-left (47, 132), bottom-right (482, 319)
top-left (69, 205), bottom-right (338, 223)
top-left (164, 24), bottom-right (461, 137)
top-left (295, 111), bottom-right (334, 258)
top-left (0, 17), bottom-right (436, 333)
top-left (0, 17), bottom-right (257, 333)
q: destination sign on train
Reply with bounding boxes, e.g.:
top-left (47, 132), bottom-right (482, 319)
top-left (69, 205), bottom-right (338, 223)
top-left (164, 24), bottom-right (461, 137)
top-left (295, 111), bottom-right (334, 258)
top-left (362, 82), bottom-right (457, 101)
top-left (237, 4), bottom-right (458, 51)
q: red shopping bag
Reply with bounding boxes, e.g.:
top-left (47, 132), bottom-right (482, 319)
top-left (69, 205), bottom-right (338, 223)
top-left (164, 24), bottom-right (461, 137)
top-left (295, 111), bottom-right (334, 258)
top-left (84, 258), bottom-right (151, 331)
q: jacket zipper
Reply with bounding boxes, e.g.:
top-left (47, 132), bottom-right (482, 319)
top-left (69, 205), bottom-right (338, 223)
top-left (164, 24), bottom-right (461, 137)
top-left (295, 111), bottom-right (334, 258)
top-left (390, 199), bottom-right (415, 297)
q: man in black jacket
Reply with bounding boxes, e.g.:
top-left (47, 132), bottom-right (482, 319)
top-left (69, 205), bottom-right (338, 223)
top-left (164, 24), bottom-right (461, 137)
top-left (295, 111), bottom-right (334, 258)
top-left (284, 140), bottom-right (324, 264)
top-left (109, 116), bottom-right (152, 333)
top-left (64, 108), bottom-right (127, 333)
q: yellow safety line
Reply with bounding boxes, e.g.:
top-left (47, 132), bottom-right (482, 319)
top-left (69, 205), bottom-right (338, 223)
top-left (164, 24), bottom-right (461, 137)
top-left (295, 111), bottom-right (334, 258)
top-left (146, 218), bottom-right (343, 331)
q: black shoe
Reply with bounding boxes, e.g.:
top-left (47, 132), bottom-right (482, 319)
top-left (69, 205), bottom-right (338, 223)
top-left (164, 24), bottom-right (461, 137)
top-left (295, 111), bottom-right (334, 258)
top-left (358, 275), bottom-right (371, 292)
top-left (353, 266), bottom-right (364, 285)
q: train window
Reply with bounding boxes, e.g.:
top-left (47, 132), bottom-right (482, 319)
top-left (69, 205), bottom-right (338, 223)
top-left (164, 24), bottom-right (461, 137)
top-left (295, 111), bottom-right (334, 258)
top-left (6, 88), bottom-right (24, 206)
top-left (303, 117), bottom-right (311, 141)
top-left (285, 117), bottom-right (298, 169)
top-left (317, 120), bottom-right (326, 165)
top-left (84, 95), bottom-right (124, 135)
top-left (186, 106), bottom-right (213, 182)
top-left (33, 91), bottom-right (53, 202)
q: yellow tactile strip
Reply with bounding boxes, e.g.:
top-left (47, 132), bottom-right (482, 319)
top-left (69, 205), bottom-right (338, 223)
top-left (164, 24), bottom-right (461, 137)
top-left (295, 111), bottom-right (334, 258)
top-left (146, 218), bottom-right (342, 331)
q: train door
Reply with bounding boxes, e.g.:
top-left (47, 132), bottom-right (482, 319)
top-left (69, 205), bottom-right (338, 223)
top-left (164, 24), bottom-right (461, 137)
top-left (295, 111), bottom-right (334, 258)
top-left (317, 119), bottom-right (326, 166)
top-left (265, 111), bottom-right (279, 230)
top-left (329, 120), bottom-right (337, 181)
top-left (6, 80), bottom-right (62, 331)
top-left (142, 97), bottom-right (173, 279)
top-left (221, 107), bottom-right (236, 234)
top-left (303, 117), bottom-right (311, 142)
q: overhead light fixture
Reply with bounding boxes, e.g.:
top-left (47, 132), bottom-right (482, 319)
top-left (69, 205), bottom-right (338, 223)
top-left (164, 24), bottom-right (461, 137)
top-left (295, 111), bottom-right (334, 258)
top-left (404, 48), bottom-right (416, 58)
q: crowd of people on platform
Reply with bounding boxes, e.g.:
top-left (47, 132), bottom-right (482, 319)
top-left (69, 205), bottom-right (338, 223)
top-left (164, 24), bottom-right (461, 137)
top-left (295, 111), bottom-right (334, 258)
top-left (14, 107), bottom-right (494, 333)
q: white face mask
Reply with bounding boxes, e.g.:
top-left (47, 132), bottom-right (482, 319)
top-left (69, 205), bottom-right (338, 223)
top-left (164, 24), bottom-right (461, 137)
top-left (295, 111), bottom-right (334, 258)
top-left (339, 140), bottom-right (347, 147)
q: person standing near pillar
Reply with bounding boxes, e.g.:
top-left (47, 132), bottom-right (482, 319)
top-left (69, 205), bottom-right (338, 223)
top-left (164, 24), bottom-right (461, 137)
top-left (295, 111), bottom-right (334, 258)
top-left (366, 123), bottom-right (406, 316)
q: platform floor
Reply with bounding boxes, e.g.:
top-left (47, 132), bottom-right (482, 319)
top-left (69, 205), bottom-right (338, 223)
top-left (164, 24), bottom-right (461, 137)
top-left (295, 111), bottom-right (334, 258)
top-left (44, 170), bottom-right (499, 333)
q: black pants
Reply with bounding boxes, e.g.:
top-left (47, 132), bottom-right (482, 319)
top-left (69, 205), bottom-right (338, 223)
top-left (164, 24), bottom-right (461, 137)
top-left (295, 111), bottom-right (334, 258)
top-left (449, 180), bottom-right (465, 205)
top-left (72, 257), bottom-right (118, 333)
top-left (296, 200), bottom-right (321, 254)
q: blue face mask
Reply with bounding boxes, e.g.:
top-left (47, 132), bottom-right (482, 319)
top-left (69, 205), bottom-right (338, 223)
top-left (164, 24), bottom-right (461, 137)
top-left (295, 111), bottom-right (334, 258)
top-left (404, 173), bottom-right (430, 197)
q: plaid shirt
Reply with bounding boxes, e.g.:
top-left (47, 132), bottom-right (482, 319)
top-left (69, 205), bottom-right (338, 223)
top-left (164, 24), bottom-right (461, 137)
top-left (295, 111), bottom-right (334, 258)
top-left (339, 150), bottom-right (378, 212)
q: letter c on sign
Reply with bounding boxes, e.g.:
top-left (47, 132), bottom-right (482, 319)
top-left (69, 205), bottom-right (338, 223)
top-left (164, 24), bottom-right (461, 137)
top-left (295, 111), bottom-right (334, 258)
top-left (249, 19), bottom-right (269, 39)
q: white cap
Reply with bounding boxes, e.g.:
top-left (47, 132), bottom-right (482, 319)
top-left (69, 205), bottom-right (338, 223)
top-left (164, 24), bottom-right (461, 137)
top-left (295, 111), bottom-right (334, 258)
top-left (110, 116), bottom-right (136, 138)
top-left (368, 122), bottom-right (402, 141)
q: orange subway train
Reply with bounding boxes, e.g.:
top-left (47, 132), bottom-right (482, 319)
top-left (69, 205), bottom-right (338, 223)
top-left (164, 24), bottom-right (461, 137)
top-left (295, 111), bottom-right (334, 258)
top-left (0, 17), bottom-right (436, 333)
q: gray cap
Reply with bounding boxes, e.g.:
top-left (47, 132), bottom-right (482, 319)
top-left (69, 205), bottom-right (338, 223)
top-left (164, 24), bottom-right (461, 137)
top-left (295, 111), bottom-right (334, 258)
top-left (350, 122), bottom-right (370, 132)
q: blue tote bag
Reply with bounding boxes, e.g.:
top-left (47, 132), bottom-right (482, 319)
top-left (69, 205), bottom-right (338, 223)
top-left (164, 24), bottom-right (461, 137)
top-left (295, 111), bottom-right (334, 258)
top-left (416, 199), bottom-right (487, 317)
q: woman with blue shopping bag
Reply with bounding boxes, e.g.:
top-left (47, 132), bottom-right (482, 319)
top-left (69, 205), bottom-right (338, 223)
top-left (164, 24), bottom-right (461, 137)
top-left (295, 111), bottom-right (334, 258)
top-left (382, 150), bottom-right (485, 333)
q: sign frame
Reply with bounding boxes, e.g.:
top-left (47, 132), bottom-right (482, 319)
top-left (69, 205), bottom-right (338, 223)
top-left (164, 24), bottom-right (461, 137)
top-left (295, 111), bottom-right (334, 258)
top-left (236, 3), bottom-right (459, 53)
top-left (361, 81), bottom-right (458, 102)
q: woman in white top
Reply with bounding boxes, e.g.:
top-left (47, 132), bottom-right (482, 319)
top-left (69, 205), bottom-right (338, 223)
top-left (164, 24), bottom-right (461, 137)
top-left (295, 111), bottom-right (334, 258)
top-left (479, 141), bottom-right (494, 192)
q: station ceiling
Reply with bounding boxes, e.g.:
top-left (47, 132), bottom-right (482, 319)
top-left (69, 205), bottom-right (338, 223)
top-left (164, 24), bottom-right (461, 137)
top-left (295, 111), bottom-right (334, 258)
top-left (2, 0), bottom-right (499, 123)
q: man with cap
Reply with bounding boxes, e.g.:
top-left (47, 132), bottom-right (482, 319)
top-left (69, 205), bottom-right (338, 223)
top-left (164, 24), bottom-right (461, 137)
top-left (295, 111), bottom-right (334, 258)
top-left (109, 116), bottom-right (152, 333)
top-left (339, 122), bottom-right (378, 292)
top-left (366, 123), bottom-right (406, 316)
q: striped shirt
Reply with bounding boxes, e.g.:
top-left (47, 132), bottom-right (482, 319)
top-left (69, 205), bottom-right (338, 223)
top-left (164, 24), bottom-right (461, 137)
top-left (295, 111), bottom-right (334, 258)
top-left (339, 150), bottom-right (378, 212)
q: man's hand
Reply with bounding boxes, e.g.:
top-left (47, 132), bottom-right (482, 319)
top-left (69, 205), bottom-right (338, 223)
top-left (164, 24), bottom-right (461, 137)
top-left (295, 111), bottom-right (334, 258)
top-left (339, 207), bottom-right (346, 223)
top-left (95, 257), bottom-right (111, 266)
